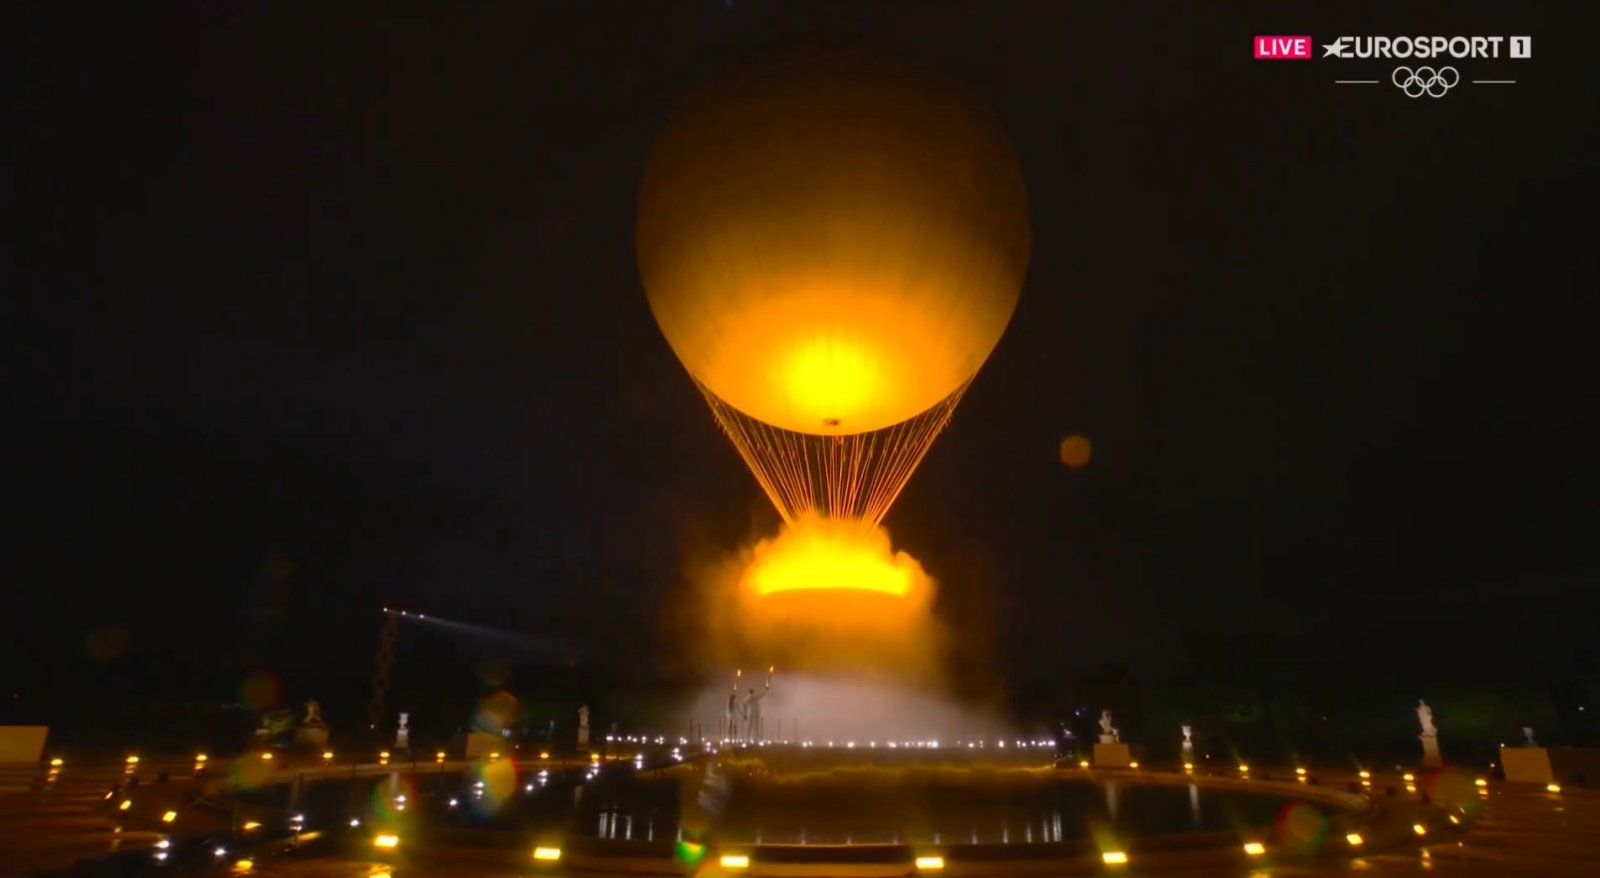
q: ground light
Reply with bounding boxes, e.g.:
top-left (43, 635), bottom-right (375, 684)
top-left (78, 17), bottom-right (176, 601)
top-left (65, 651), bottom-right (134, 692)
top-left (374, 834), bottom-right (400, 849)
top-left (1547, 783), bottom-right (1562, 793)
top-left (1102, 851), bottom-right (1129, 865)
top-left (1413, 824), bottom-right (1427, 836)
top-left (720, 854), bottom-right (750, 869)
top-left (119, 800), bottom-right (131, 811)
top-left (1345, 833), bottom-right (1364, 847)
top-left (323, 751), bottom-right (334, 762)
top-left (50, 757), bottom-right (64, 767)
top-left (161, 810), bottom-right (177, 823)
top-left (1475, 778), bottom-right (1488, 787)
top-left (914, 855), bottom-right (945, 870)
top-left (1243, 842), bottom-right (1266, 856)
top-left (533, 846), bottom-right (561, 862)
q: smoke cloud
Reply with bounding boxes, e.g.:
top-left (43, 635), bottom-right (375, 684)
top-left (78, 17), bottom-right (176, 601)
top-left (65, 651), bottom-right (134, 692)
top-left (673, 513), bottom-right (1008, 741)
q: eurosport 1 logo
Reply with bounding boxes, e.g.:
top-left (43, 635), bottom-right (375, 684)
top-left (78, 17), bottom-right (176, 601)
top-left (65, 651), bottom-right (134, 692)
top-left (1253, 34), bottom-right (1530, 98)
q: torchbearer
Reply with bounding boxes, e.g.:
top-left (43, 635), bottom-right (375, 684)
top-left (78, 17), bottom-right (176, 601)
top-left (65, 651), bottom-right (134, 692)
top-left (743, 667), bottom-right (773, 744)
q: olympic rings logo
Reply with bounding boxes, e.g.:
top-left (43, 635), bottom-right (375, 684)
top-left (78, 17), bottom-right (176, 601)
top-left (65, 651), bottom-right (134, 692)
top-left (1392, 66), bottom-right (1460, 98)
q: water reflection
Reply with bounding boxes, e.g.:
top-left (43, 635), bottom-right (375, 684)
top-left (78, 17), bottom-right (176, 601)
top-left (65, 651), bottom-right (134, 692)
top-left (266, 767), bottom-right (1328, 848)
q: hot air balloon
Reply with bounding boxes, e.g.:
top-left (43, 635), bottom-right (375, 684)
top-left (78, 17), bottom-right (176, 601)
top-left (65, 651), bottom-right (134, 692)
top-left (638, 51), bottom-right (1030, 525)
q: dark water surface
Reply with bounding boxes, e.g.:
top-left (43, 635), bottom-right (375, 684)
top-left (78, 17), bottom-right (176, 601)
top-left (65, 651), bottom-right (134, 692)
top-left (234, 762), bottom-right (1330, 846)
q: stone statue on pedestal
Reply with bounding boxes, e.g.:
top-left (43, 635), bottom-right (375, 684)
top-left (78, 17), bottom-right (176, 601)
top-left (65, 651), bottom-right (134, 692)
top-left (1416, 699), bottom-right (1441, 767)
top-left (292, 698), bottom-right (331, 745)
top-left (1180, 724), bottom-right (1194, 757)
top-left (1091, 709), bottom-right (1130, 767)
top-left (1522, 727), bottom-right (1536, 746)
top-left (578, 704), bottom-right (590, 747)
top-left (395, 712), bottom-right (410, 749)
top-left (1098, 709), bottom-right (1119, 744)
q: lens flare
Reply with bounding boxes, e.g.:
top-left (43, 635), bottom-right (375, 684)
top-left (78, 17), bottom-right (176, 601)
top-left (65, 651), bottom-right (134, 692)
top-left (1057, 434), bottom-right (1091, 468)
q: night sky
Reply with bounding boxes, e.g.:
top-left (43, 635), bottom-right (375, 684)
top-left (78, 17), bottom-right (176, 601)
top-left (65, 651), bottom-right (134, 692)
top-left (9, 3), bottom-right (1599, 707)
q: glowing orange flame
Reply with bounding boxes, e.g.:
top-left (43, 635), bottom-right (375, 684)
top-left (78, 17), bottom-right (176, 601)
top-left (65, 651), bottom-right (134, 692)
top-left (744, 515), bottom-right (917, 597)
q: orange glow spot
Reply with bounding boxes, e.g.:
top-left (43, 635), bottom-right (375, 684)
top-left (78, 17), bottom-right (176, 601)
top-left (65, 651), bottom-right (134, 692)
top-left (1058, 434), bottom-right (1091, 468)
top-left (745, 515), bottom-right (917, 597)
top-left (780, 338), bottom-right (884, 432)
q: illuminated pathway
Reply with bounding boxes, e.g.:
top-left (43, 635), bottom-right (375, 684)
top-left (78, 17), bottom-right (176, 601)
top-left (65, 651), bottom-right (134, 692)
top-left (0, 760), bottom-right (171, 876)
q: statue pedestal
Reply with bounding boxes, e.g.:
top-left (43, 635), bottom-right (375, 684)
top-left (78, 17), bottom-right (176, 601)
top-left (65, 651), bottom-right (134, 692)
top-left (1419, 733), bottom-right (1441, 767)
top-left (1500, 745), bottom-right (1554, 784)
top-left (294, 726), bottom-right (329, 746)
top-left (0, 726), bottom-right (48, 763)
top-left (1093, 742), bottom-right (1132, 768)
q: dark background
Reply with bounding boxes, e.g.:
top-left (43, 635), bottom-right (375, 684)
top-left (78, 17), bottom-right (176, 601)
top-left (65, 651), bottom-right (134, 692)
top-left (7, 2), bottom-right (1599, 750)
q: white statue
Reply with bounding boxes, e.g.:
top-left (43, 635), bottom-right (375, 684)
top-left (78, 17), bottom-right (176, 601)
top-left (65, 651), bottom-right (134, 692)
top-left (303, 699), bottom-right (325, 727)
top-left (577, 704), bottom-right (590, 747)
top-left (1416, 700), bottom-right (1437, 736)
top-left (1181, 724), bottom-right (1194, 749)
top-left (395, 712), bottom-right (410, 748)
top-left (1522, 727), bottom-right (1536, 746)
top-left (1098, 709), bottom-right (1119, 743)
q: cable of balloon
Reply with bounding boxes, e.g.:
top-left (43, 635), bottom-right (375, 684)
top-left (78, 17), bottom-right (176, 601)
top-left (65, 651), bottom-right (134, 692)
top-left (698, 378), bottom-right (971, 526)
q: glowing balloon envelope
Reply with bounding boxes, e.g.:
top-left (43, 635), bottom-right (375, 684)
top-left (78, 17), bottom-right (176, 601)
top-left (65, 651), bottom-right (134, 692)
top-left (639, 51), bottom-right (1030, 522)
